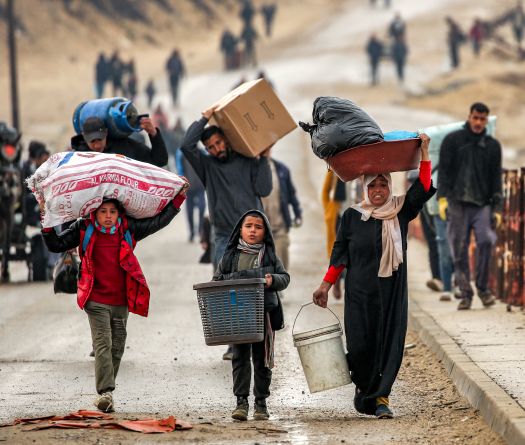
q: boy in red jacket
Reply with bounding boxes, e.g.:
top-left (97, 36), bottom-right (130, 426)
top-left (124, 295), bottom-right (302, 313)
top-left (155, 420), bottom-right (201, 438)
top-left (42, 190), bottom-right (186, 412)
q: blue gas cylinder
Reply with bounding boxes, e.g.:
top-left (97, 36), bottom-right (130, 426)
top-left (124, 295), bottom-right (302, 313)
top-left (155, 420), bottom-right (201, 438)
top-left (72, 97), bottom-right (141, 138)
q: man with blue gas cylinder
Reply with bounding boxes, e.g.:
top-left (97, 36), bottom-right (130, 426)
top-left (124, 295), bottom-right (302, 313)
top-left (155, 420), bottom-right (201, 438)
top-left (70, 98), bottom-right (168, 168)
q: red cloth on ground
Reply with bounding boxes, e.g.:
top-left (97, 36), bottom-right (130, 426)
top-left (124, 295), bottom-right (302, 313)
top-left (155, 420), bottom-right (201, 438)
top-left (1, 410), bottom-right (193, 433)
top-left (419, 160), bottom-right (431, 192)
top-left (89, 232), bottom-right (127, 306)
top-left (323, 264), bottom-right (345, 284)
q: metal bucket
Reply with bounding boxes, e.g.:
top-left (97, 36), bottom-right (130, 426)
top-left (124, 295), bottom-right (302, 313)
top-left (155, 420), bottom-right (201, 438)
top-left (293, 303), bottom-right (351, 393)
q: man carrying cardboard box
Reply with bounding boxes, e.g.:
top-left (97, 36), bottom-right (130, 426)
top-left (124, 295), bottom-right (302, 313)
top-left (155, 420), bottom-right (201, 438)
top-left (181, 105), bottom-right (272, 268)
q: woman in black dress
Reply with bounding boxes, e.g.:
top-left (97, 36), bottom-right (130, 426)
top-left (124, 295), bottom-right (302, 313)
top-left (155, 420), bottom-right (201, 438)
top-left (313, 134), bottom-right (434, 418)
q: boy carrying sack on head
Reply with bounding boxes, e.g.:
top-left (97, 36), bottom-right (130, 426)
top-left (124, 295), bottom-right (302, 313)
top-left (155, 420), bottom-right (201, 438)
top-left (41, 187), bottom-right (187, 412)
top-left (213, 210), bottom-right (290, 421)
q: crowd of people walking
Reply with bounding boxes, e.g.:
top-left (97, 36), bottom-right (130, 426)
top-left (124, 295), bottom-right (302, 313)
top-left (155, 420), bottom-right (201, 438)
top-left (364, 1), bottom-right (525, 86)
top-left (11, 0), bottom-right (513, 429)
top-left (220, 0), bottom-right (277, 70)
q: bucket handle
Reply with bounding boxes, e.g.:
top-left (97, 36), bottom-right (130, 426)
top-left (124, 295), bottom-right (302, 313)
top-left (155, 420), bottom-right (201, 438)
top-left (292, 302), bottom-right (342, 336)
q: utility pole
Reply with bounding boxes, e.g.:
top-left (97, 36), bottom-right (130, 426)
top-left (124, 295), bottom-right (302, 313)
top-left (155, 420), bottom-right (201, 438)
top-left (7, 0), bottom-right (20, 131)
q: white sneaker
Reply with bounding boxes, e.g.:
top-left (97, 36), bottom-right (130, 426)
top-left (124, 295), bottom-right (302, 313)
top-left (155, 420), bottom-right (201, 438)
top-left (94, 391), bottom-right (114, 412)
top-left (439, 292), bottom-right (452, 302)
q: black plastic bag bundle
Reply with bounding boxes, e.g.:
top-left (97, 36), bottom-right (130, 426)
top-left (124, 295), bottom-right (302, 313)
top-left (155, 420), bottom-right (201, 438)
top-left (53, 251), bottom-right (79, 294)
top-left (299, 96), bottom-right (384, 159)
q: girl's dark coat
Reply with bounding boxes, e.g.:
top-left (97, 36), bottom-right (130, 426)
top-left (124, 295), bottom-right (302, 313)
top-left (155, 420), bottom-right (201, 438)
top-left (213, 210), bottom-right (290, 330)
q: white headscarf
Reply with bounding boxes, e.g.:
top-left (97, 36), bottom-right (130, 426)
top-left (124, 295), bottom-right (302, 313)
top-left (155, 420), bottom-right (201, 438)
top-left (351, 173), bottom-right (406, 277)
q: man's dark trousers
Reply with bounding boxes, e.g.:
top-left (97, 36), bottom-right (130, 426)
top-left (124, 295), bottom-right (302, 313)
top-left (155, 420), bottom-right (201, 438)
top-left (447, 202), bottom-right (496, 300)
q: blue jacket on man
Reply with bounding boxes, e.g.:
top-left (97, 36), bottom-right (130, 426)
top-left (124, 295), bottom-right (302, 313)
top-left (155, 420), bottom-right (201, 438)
top-left (272, 159), bottom-right (302, 231)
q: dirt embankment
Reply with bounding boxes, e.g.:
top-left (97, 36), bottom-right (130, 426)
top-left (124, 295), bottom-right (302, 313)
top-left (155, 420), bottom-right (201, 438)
top-left (0, 0), bottom-right (342, 149)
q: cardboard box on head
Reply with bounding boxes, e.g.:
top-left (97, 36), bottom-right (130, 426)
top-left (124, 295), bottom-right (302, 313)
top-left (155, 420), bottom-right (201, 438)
top-left (209, 79), bottom-right (297, 157)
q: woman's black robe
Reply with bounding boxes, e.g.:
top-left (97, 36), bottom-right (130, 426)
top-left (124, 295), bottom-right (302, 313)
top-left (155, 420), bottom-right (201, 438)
top-left (329, 179), bottom-right (435, 415)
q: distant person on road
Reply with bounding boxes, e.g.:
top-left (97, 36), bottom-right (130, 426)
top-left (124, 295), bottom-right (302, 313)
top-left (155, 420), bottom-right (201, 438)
top-left (423, 142), bottom-right (455, 302)
top-left (261, 3), bottom-right (277, 37)
top-left (388, 13), bottom-right (406, 43)
top-left (94, 52), bottom-right (109, 99)
top-left (145, 79), bottom-right (156, 109)
top-left (446, 16), bottom-right (466, 69)
top-left (126, 59), bottom-right (138, 102)
top-left (313, 134), bottom-right (434, 419)
top-left (220, 29), bottom-right (239, 70)
top-left (214, 209), bottom-right (289, 422)
top-left (181, 106), bottom-right (272, 361)
top-left (71, 116), bottom-right (168, 167)
top-left (391, 36), bottom-right (408, 82)
top-left (240, 0), bottom-right (255, 25)
top-left (261, 151), bottom-right (302, 270)
top-left (176, 138), bottom-right (206, 243)
top-left (241, 23), bottom-right (259, 67)
top-left (420, 197), bottom-right (444, 293)
top-left (166, 49), bottom-right (185, 106)
top-left (407, 169), bottom-right (443, 295)
top-left (437, 102), bottom-right (502, 310)
top-left (108, 50), bottom-right (124, 97)
top-left (167, 117), bottom-right (186, 172)
top-left (152, 104), bottom-right (169, 132)
top-left (366, 33), bottom-right (384, 86)
top-left (512, 1), bottom-right (525, 50)
top-left (469, 18), bottom-right (485, 56)
top-left (22, 141), bottom-right (50, 227)
top-left (199, 215), bottom-right (212, 264)
top-left (41, 192), bottom-right (187, 413)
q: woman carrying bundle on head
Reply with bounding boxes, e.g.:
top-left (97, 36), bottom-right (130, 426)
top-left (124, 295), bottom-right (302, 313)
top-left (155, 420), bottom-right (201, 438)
top-left (312, 134), bottom-right (434, 419)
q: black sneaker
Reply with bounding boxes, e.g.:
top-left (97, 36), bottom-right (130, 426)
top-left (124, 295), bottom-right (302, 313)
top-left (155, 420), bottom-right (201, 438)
top-left (478, 291), bottom-right (496, 307)
top-left (457, 298), bottom-right (472, 310)
top-left (232, 397), bottom-right (248, 421)
top-left (253, 399), bottom-right (269, 420)
top-left (375, 404), bottom-right (393, 419)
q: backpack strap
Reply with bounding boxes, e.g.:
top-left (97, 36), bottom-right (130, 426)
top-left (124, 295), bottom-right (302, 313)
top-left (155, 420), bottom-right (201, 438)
top-left (80, 219), bottom-right (134, 254)
top-left (120, 215), bottom-right (135, 249)
top-left (123, 230), bottom-right (133, 249)
top-left (81, 223), bottom-right (95, 255)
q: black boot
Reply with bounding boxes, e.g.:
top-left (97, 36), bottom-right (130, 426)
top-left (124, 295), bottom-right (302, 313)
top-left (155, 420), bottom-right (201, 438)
top-left (253, 398), bottom-right (269, 420)
top-left (232, 396), bottom-right (249, 421)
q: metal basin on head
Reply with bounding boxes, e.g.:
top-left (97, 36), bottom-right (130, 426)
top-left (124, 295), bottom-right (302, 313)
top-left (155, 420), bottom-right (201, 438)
top-left (326, 138), bottom-right (422, 182)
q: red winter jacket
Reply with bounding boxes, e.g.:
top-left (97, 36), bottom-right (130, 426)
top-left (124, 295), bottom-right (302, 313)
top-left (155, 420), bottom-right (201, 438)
top-left (77, 219), bottom-right (150, 316)
top-left (42, 200), bottom-right (182, 317)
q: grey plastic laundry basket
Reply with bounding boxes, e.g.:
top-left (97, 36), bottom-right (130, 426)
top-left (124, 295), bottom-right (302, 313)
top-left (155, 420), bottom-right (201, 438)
top-left (193, 278), bottom-right (266, 346)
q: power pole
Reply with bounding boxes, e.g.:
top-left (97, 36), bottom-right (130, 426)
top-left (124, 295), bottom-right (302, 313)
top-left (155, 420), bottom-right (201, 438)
top-left (6, 0), bottom-right (20, 131)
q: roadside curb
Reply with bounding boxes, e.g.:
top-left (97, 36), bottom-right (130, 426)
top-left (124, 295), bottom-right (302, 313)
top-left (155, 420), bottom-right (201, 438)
top-left (408, 298), bottom-right (525, 445)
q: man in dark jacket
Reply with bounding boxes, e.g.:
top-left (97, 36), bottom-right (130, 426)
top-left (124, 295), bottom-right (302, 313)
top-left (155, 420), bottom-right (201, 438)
top-left (446, 16), bottom-right (466, 69)
top-left (165, 49), bottom-right (185, 106)
top-left (366, 34), bottom-right (383, 86)
top-left (261, 154), bottom-right (302, 270)
top-left (71, 116), bottom-right (168, 167)
top-left (220, 29), bottom-right (238, 70)
top-left (437, 102), bottom-right (502, 310)
top-left (181, 106), bottom-right (272, 268)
